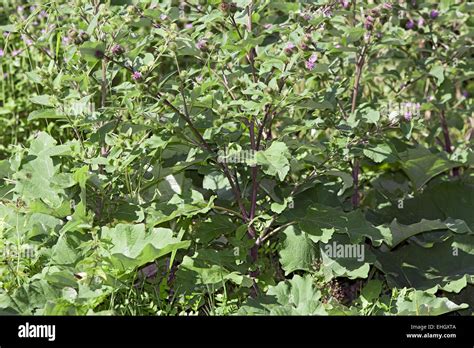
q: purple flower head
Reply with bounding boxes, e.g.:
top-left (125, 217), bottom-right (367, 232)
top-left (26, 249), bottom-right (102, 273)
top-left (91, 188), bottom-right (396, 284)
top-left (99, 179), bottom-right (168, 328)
top-left (12, 49), bottom-right (21, 57)
top-left (30, 5), bottom-right (36, 12)
top-left (196, 39), bottom-right (206, 49)
top-left (185, 23), bottom-right (193, 29)
top-left (462, 90), bottom-right (469, 98)
top-left (21, 34), bottom-right (33, 46)
top-left (263, 23), bottom-right (273, 30)
top-left (112, 44), bottom-right (122, 53)
top-left (305, 53), bottom-right (318, 70)
top-left (430, 10), bottom-right (439, 19)
top-left (365, 16), bottom-right (375, 30)
top-left (301, 12), bottom-right (313, 21)
top-left (340, 0), bottom-right (350, 9)
top-left (196, 39), bottom-right (208, 51)
top-left (305, 60), bottom-right (315, 71)
top-left (321, 8), bottom-right (332, 18)
top-left (417, 17), bottom-right (424, 27)
top-left (308, 53), bottom-right (318, 63)
top-left (284, 42), bottom-right (296, 56)
top-left (406, 19), bottom-right (415, 29)
top-left (132, 71), bottom-right (142, 80)
top-left (39, 10), bottom-right (48, 19)
top-left (383, 2), bottom-right (392, 10)
top-left (62, 36), bottom-right (71, 45)
top-left (111, 44), bottom-right (124, 55)
top-left (160, 13), bottom-right (168, 21)
top-left (17, 6), bottom-right (24, 13)
top-left (0, 49), bottom-right (4, 57)
top-left (139, 263), bottom-right (158, 279)
top-left (94, 50), bottom-right (104, 58)
top-left (404, 110), bottom-right (412, 121)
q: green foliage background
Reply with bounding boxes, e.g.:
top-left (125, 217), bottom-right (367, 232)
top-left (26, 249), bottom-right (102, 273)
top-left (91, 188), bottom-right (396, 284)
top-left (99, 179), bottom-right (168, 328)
top-left (0, 0), bottom-right (473, 315)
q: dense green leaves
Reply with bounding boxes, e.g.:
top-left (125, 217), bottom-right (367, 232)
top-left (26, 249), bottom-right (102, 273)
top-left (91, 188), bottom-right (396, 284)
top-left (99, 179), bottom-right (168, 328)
top-left (0, 0), bottom-right (472, 317)
top-left (239, 275), bottom-right (327, 315)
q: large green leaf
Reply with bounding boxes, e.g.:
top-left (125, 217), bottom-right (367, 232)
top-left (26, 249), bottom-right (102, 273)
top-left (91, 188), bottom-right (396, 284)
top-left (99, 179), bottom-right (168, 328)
top-left (175, 249), bottom-right (251, 294)
top-left (398, 146), bottom-right (458, 190)
top-left (375, 236), bottom-right (474, 292)
top-left (194, 214), bottom-right (236, 245)
top-left (14, 155), bottom-right (63, 207)
top-left (278, 225), bottom-right (319, 275)
top-left (238, 275), bottom-right (327, 315)
top-left (363, 143), bottom-right (397, 164)
top-left (299, 203), bottom-right (387, 245)
top-left (379, 218), bottom-right (472, 248)
top-left (394, 289), bottom-right (467, 315)
top-left (13, 132), bottom-right (74, 208)
top-left (28, 109), bottom-right (65, 121)
top-left (319, 234), bottom-right (375, 280)
top-left (145, 190), bottom-right (215, 227)
top-left (256, 141), bottom-right (291, 181)
top-left (101, 224), bottom-right (190, 272)
top-left (29, 95), bottom-right (58, 107)
top-left (373, 182), bottom-right (474, 229)
top-left (1, 279), bottom-right (60, 315)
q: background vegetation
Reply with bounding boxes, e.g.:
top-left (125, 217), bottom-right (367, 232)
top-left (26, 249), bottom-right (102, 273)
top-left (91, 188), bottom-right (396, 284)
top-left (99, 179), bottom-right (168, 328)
top-left (0, 0), bottom-right (473, 315)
